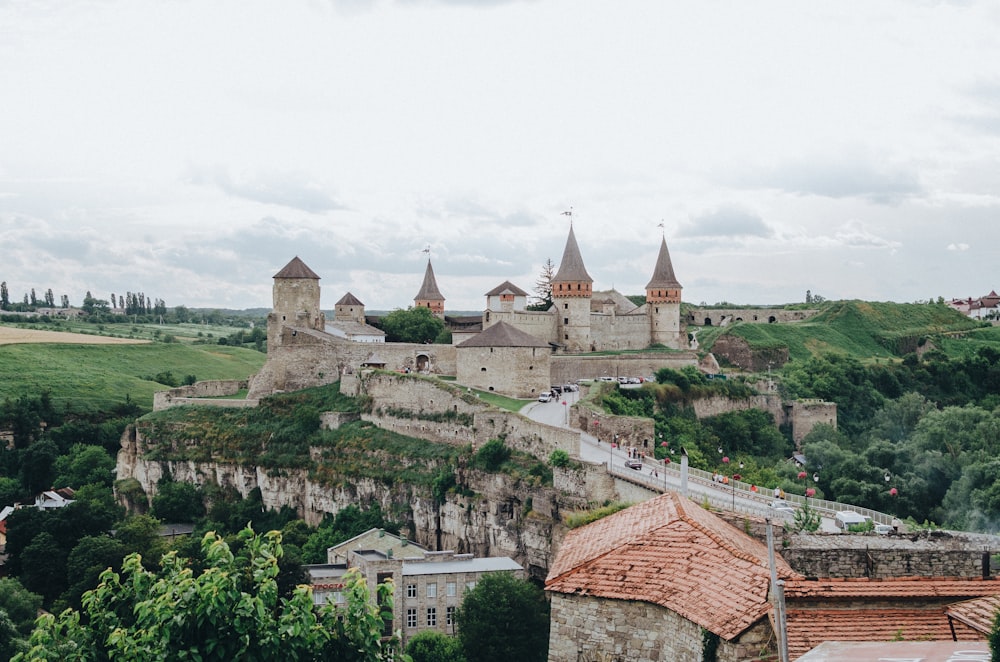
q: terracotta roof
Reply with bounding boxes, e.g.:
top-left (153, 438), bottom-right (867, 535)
top-left (945, 594), bottom-right (1000, 634)
top-left (336, 292), bottom-right (364, 306)
top-left (786, 607), bottom-right (985, 660)
top-left (784, 577), bottom-right (1000, 600)
top-left (456, 321), bottom-right (549, 348)
top-left (545, 493), bottom-right (800, 641)
top-left (784, 578), bottom-right (999, 660)
top-left (645, 236), bottom-right (682, 290)
top-left (485, 280), bottom-right (529, 297)
top-left (274, 256), bottom-right (320, 280)
top-left (414, 259), bottom-right (445, 301)
top-left (552, 224), bottom-right (593, 284)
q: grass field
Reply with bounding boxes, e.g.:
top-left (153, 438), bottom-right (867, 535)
top-left (0, 332), bottom-right (266, 411)
top-left (0, 317), bottom-right (260, 344)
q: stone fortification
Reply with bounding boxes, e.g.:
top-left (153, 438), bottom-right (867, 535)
top-left (153, 380), bottom-right (257, 411)
top-left (358, 371), bottom-right (579, 459)
top-left (248, 329), bottom-right (457, 399)
top-left (588, 311), bottom-right (661, 351)
top-left (688, 307), bottom-right (818, 327)
top-left (549, 351), bottom-right (696, 384)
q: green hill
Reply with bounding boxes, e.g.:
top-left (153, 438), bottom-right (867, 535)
top-left (704, 300), bottom-right (991, 364)
top-left (0, 343), bottom-right (266, 411)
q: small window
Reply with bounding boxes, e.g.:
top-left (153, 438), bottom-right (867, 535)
top-left (407, 608), bottom-right (417, 628)
top-left (447, 605), bottom-right (456, 626)
top-left (427, 607), bottom-right (437, 627)
top-left (466, 581), bottom-right (476, 592)
top-left (407, 584), bottom-right (417, 599)
top-left (447, 582), bottom-right (457, 597)
top-left (426, 583), bottom-right (437, 599)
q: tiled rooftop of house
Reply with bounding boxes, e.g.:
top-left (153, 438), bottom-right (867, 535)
top-left (546, 492), bottom-right (801, 641)
top-left (945, 594), bottom-right (1000, 635)
top-left (784, 578), bottom-right (998, 660)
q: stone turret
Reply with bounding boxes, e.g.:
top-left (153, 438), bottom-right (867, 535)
top-left (414, 259), bottom-right (445, 319)
top-left (551, 224), bottom-right (593, 351)
top-left (334, 292), bottom-right (366, 324)
top-left (267, 256), bottom-right (325, 353)
top-left (645, 236), bottom-right (684, 348)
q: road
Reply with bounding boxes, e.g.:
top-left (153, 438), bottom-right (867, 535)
top-left (521, 393), bottom-right (843, 532)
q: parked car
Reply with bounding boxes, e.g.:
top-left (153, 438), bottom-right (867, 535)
top-left (538, 391), bottom-right (553, 403)
top-left (874, 523), bottom-right (894, 535)
top-left (625, 458), bottom-right (643, 470)
top-left (550, 385), bottom-right (563, 395)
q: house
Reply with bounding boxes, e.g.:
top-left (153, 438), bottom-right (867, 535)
top-left (546, 492), bottom-right (998, 661)
top-left (306, 528), bottom-right (523, 647)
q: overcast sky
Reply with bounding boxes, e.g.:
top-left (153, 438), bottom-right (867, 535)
top-left (2, 0), bottom-right (999, 312)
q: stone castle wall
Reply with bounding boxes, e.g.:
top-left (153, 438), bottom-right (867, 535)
top-left (787, 399), bottom-right (838, 444)
top-left (590, 312), bottom-right (655, 351)
top-left (549, 352), bottom-right (697, 384)
top-left (456, 344), bottom-right (550, 398)
top-left (153, 380), bottom-right (255, 411)
top-left (687, 308), bottom-right (818, 327)
top-left (484, 309), bottom-right (557, 339)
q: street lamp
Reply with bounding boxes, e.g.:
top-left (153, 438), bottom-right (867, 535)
top-left (732, 461), bottom-right (744, 511)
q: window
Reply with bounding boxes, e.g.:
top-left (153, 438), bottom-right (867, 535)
top-left (426, 583), bottom-right (437, 598)
top-left (447, 606), bottom-right (456, 626)
top-left (407, 584), bottom-right (417, 599)
top-left (407, 608), bottom-right (417, 628)
top-left (446, 582), bottom-right (456, 597)
top-left (466, 581), bottom-right (476, 592)
top-left (426, 607), bottom-right (437, 627)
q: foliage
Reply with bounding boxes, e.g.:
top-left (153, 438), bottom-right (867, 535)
top-left (456, 572), bottom-right (549, 662)
top-left (406, 630), bottom-right (466, 662)
top-left (990, 606), bottom-right (1000, 661)
top-left (14, 527), bottom-right (411, 662)
top-left (379, 306), bottom-right (446, 344)
top-left (473, 439), bottom-right (510, 471)
top-left (301, 503), bottom-right (401, 564)
top-left (792, 501), bottom-right (822, 533)
top-left (151, 478), bottom-right (205, 523)
top-left (0, 578), bottom-right (43, 637)
top-left (53, 444), bottom-right (116, 489)
top-left (548, 449), bottom-right (570, 468)
top-left (564, 502), bottom-right (633, 528)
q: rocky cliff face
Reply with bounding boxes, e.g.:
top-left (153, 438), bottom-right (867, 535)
top-left (116, 423), bottom-right (590, 580)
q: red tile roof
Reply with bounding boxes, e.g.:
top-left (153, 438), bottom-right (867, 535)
top-left (784, 578), bottom-right (998, 660)
top-left (546, 493), bottom-right (800, 641)
top-left (945, 594), bottom-right (1000, 635)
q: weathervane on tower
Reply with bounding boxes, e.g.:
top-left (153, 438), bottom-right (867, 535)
top-left (561, 207), bottom-right (573, 225)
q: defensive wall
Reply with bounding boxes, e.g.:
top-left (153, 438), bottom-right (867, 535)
top-left (352, 370), bottom-right (580, 460)
top-left (549, 351), bottom-right (697, 384)
top-left (589, 312), bottom-right (658, 351)
top-left (153, 379), bottom-right (257, 411)
top-left (687, 307), bottom-right (818, 327)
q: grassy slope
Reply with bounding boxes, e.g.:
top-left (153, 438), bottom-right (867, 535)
top-left (0, 343), bottom-right (266, 410)
top-left (710, 301), bottom-right (987, 363)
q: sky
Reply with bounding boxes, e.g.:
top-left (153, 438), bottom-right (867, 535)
top-left (2, 0), bottom-right (999, 312)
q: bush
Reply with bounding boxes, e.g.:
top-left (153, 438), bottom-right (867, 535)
top-left (548, 449), bottom-right (570, 468)
top-left (474, 439), bottom-right (510, 471)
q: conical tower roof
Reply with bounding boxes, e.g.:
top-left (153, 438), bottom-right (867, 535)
top-left (553, 224), bottom-right (593, 284)
top-left (274, 256), bottom-right (320, 280)
top-left (414, 259), bottom-right (445, 301)
top-left (336, 292), bottom-right (364, 306)
top-left (645, 236), bottom-right (682, 290)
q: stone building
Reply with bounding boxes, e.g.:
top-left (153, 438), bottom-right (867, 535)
top-left (455, 321), bottom-right (551, 397)
top-left (545, 492), bottom-right (998, 661)
top-left (307, 527), bottom-right (523, 648)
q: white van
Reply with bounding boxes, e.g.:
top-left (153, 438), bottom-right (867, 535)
top-left (835, 510), bottom-right (871, 531)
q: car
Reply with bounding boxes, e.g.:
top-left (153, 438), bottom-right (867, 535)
top-left (564, 383), bottom-right (578, 392)
top-left (628, 377), bottom-right (641, 384)
top-left (769, 499), bottom-right (796, 515)
top-left (625, 458), bottom-right (643, 470)
top-left (874, 523), bottom-right (894, 535)
top-left (537, 391), bottom-right (553, 402)
top-left (550, 385), bottom-right (563, 395)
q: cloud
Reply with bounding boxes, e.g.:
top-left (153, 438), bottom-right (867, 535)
top-left (948, 242), bottom-right (970, 251)
top-left (186, 165), bottom-right (344, 213)
top-left (676, 205), bottom-right (774, 240)
top-left (729, 156), bottom-right (923, 204)
top-left (831, 220), bottom-right (901, 251)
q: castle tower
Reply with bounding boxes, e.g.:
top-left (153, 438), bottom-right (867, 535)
top-left (414, 259), bottom-right (445, 318)
top-left (334, 292), bottom-right (366, 324)
top-left (645, 236), bottom-right (683, 348)
top-left (551, 223), bottom-right (593, 351)
top-left (267, 256), bottom-right (325, 353)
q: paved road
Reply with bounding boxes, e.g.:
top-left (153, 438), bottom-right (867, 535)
top-left (521, 395), bottom-right (843, 532)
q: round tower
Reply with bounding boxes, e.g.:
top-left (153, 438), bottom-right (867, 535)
top-left (551, 223), bottom-right (593, 352)
top-left (267, 256), bottom-right (324, 353)
top-left (645, 236), bottom-right (683, 348)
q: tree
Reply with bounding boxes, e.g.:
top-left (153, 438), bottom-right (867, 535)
top-left (0, 281), bottom-right (8, 310)
top-left (406, 630), bottom-right (466, 662)
top-left (529, 258), bottom-right (555, 310)
top-left (151, 479), bottom-right (205, 522)
top-left (14, 528), bottom-right (411, 662)
top-left (0, 578), bottom-right (43, 637)
top-left (53, 444), bottom-right (116, 489)
top-left (380, 307), bottom-right (445, 344)
top-left (45, 289), bottom-right (54, 307)
top-left (456, 572), bottom-right (549, 662)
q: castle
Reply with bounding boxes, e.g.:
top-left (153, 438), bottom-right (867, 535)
top-left (248, 224), bottom-right (696, 400)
